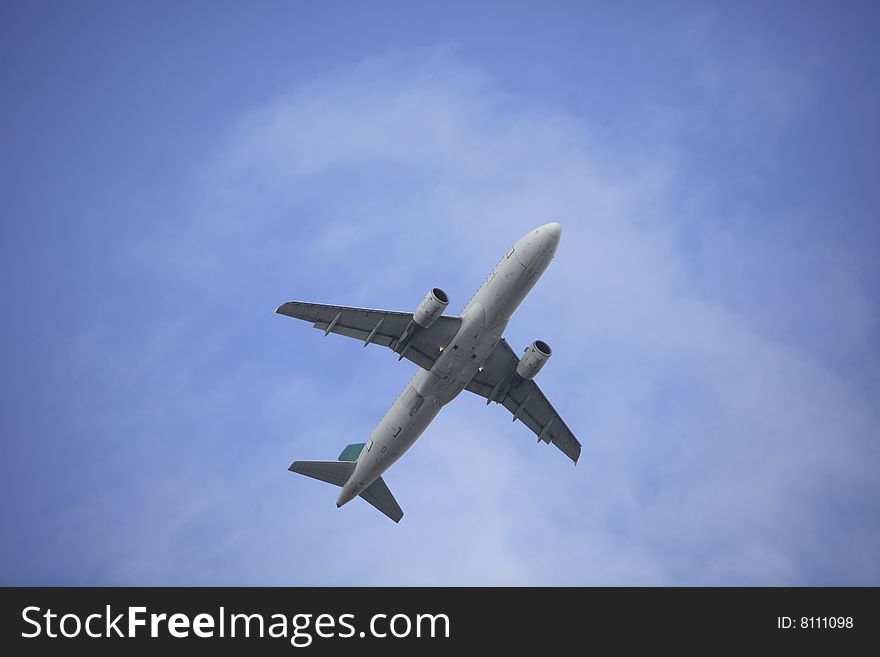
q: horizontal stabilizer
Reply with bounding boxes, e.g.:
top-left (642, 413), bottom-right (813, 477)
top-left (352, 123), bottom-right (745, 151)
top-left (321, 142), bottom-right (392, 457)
top-left (289, 460), bottom-right (404, 523)
top-left (337, 443), bottom-right (366, 462)
top-left (361, 476), bottom-right (404, 523)
top-left (289, 460), bottom-right (354, 487)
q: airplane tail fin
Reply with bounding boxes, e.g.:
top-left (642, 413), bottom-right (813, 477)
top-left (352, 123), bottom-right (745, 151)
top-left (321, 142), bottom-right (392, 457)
top-left (286, 440), bottom-right (365, 486)
top-left (288, 460), bottom-right (404, 523)
top-left (337, 442), bottom-right (366, 462)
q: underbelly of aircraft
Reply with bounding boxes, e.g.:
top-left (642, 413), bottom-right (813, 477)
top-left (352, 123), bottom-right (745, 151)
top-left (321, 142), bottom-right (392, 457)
top-left (353, 286), bottom-right (524, 490)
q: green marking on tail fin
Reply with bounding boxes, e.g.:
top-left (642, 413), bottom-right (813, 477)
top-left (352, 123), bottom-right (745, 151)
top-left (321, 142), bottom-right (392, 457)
top-left (338, 442), bottom-right (366, 462)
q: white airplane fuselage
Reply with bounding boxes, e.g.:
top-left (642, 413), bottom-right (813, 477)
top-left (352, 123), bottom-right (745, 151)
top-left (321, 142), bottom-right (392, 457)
top-left (336, 223), bottom-right (561, 507)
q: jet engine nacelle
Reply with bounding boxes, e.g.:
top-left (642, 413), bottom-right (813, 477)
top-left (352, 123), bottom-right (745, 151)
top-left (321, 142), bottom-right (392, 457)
top-left (413, 288), bottom-right (449, 328)
top-left (516, 340), bottom-right (552, 380)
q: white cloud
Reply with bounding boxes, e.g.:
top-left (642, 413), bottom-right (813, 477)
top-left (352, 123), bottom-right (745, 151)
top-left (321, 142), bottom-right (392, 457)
top-left (69, 48), bottom-right (880, 585)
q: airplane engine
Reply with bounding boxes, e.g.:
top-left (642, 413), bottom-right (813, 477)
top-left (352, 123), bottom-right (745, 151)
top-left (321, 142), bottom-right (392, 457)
top-left (516, 340), bottom-right (552, 380)
top-left (413, 288), bottom-right (449, 328)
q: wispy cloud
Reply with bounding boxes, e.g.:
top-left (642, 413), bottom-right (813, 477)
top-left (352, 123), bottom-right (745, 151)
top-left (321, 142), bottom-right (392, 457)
top-left (10, 44), bottom-right (877, 585)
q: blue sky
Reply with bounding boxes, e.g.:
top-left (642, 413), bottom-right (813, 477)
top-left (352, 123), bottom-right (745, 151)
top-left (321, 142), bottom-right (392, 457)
top-left (2, 1), bottom-right (878, 584)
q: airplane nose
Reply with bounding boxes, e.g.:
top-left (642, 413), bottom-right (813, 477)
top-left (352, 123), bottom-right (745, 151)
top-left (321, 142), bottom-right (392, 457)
top-left (542, 222), bottom-right (562, 241)
top-left (539, 223), bottom-right (561, 259)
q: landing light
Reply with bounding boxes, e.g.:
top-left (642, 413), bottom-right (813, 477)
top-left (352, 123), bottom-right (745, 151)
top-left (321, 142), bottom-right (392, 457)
top-left (439, 346), bottom-right (444, 352)
top-left (479, 367), bottom-right (484, 372)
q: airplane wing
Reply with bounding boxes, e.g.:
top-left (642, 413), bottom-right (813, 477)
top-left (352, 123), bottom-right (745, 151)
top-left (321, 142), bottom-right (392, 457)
top-left (276, 301), bottom-right (461, 371)
top-left (465, 339), bottom-right (582, 463)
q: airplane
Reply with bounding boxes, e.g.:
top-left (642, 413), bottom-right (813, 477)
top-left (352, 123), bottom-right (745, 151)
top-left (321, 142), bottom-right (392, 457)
top-left (276, 222), bottom-right (580, 522)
